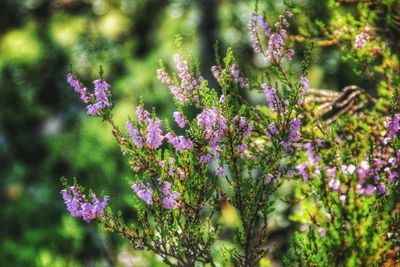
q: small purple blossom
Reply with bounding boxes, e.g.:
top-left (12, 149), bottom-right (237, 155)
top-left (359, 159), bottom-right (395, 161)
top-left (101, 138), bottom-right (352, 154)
top-left (216, 164), bottom-right (229, 176)
top-left (318, 227), bottom-right (327, 237)
top-left (248, 14), bottom-right (262, 53)
top-left (229, 64), bottom-right (250, 88)
top-left (384, 114), bottom-right (400, 143)
top-left (305, 143), bottom-right (320, 165)
top-left (132, 183), bottom-right (153, 205)
top-left (211, 65), bottom-right (222, 81)
top-left (165, 132), bottom-right (194, 152)
top-left (237, 143), bottom-right (247, 153)
top-left (264, 174), bottom-right (273, 185)
top-left (162, 191), bottom-right (180, 209)
top-left (328, 179), bottom-right (341, 191)
top-left (282, 118), bottom-right (301, 149)
top-left (248, 12), bottom-right (294, 62)
top-left (377, 183), bottom-right (386, 195)
top-left (262, 83), bottom-right (278, 112)
top-left (173, 111), bottom-right (186, 128)
top-left (296, 163), bottom-right (309, 181)
top-left (136, 106), bottom-right (150, 124)
top-left (299, 76), bottom-right (309, 96)
top-left (258, 15), bottom-right (272, 36)
top-left (146, 118), bottom-right (164, 149)
top-left (199, 153), bottom-right (212, 164)
top-left (326, 167), bottom-right (336, 179)
top-left (157, 54), bottom-right (202, 105)
top-left (67, 73), bottom-right (91, 104)
top-left (93, 79), bottom-right (111, 108)
top-left (268, 122), bottom-right (278, 137)
top-left (342, 164), bottom-right (356, 175)
top-left (85, 79), bottom-right (112, 116)
top-left (67, 74), bottom-right (112, 116)
top-left (126, 121), bottom-right (143, 148)
top-left (267, 30), bottom-right (286, 62)
top-left (197, 108), bottom-right (227, 152)
top-left (354, 30), bottom-right (371, 49)
top-left (158, 179), bottom-right (180, 209)
top-left (61, 186), bottom-right (109, 223)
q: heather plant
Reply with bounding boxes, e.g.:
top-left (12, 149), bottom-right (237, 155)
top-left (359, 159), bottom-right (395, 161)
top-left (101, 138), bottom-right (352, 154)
top-left (281, 1), bottom-right (400, 266)
top-left (61, 1), bottom-right (399, 266)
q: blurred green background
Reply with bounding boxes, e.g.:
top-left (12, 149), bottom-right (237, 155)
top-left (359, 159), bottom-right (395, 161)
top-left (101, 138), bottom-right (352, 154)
top-left (0, 0), bottom-right (375, 266)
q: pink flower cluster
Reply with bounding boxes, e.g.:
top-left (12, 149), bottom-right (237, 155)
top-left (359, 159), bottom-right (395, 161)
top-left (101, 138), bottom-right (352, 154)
top-left (248, 11), bottom-right (294, 63)
top-left (211, 64), bottom-right (250, 89)
top-left (131, 179), bottom-right (180, 209)
top-left (61, 186), bottom-right (109, 223)
top-left (67, 73), bottom-right (112, 115)
top-left (157, 54), bottom-right (203, 106)
top-left (125, 106), bottom-right (164, 150)
top-left (197, 107), bottom-right (227, 156)
top-left (354, 29), bottom-right (371, 49)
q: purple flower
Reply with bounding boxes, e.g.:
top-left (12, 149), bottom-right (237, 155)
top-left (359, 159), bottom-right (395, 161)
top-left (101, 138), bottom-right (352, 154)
top-left (197, 108), bottom-right (227, 152)
top-left (211, 66), bottom-right (222, 81)
top-left (61, 186), bottom-right (109, 223)
top-left (165, 132), bottom-right (193, 152)
top-left (156, 68), bottom-right (172, 84)
top-left (132, 183), bottom-right (153, 205)
top-left (237, 143), bottom-right (247, 153)
top-left (299, 76), bottom-right (309, 95)
top-left (342, 164), bottom-right (356, 175)
top-left (75, 78), bottom-right (112, 116)
top-left (354, 31), bottom-right (371, 49)
top-left (233, 116), bottom-right (253, 137)
top-left (268, 122), bottom-right (278, 137)
top-left (361, 185), bottom-right (376, 196)
top-left (158, 179), bottom-right (180, 209)
top-left (248, 14), bottom-right (262, 53)
top-left (258, 15), bottom-right (272, 36)
top-left (93, 79), bottom-right (111, 109)
top-left (229, 64), bottom-right (250, 89)
top-left (283, 118), bottom-right (301, 149)
top-left (92, 194), bottom-right (109, 217)
top-left (248, 12), bottom-right (293, 62)
top-left (199, 153), bottom-right (212, 164)
top-left (296, 163), bottom-right (309, 181)
top-left (318, 227), bottom-right (326, 237)
top-left (146, 118), bottom-right (164, 149)
top-left (136, 106), bottom-right (150, 124)
top-left (377, 183), bottom-right (386, 195)
top-left (80, 202), bottom-right (96, 223)
top-left (126, 121), bottom-right (143, 148)
top-left (162, 191), bottom-right (180, 209)
top-left (61, 187), bottom-right (82, 217)
top-left (339, 195), bottom-right (346, 203)
top-left (384, 114), bottom-right (400, 143)
top-left (267, 31), bottom-right (286, 62)
top-left (326, 167), bottom-right (336, 179)
top-left (328, 179), bottom-right (341, 191)
top-left (67, 73), bottom-right (91, 104)
top-left (216, 164), bottom-right (228, 176)
top-left (173, 111), bottom-right (186, 128)
top-left (262, 83), bottom-right (277, 112)
top-left (158, 54), bottom-right (202, 105)
top-left (305, 143), bottom-right (320, 165)
top-left (264, 174), bottom-right (273, 185)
